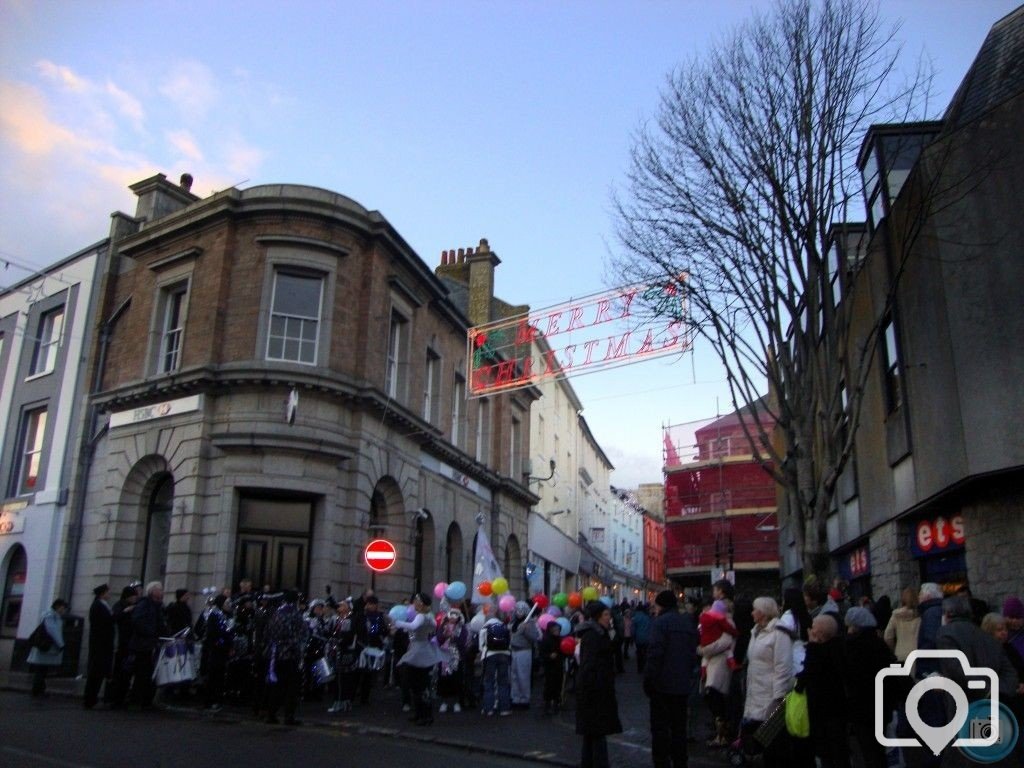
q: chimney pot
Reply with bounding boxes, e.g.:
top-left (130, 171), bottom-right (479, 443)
top-left (467, 246), bottom-right (474, 255)
top-left (179, 173), bottom-right (194, 192)
top-left (457, 248), bottom-right (465, 262)
top-left (478, 238), bottom-right (489, 252)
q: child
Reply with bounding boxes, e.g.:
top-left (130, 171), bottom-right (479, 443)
top-left (437, 610), bottom-right (470, 713)
top-left (538, 621), bottom-right (564, 715)
top-left (698, 599), bottom-right (738, 676)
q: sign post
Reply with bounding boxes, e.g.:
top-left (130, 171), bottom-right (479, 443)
top-left (364, 539), bottom-right (397, 573)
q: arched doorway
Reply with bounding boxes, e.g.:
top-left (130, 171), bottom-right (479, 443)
top-left (445, 523), bottom-right (463, 583)
top-left (1, 545), bottom-right (27, 638)
top-left (505, 535), bottom-right (522, 594)
top-left (142, 473), bottom-right (173, 584)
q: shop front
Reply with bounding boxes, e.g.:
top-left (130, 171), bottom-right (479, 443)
top-left (836, 541), bottom-right (872, 601)
top-left (909, 513), bottom-right (968, 594)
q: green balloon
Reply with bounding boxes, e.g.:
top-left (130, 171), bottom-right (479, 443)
top-left (581, 586), bottom-right (599, 603)
top-left (553, 592), bottom-right (569, 608)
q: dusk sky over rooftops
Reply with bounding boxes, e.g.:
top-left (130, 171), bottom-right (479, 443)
top-left (1, 0), bottom-right (1017, 488)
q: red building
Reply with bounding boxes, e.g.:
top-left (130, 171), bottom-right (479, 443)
top-left (663, 406), bottom-right (780, 593)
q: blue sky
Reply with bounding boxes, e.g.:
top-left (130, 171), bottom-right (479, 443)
top-left (1, 0), bottom-right (1017, 487)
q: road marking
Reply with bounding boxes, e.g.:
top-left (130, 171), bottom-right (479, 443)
top-left (2, 746), bottom-right (101, 768)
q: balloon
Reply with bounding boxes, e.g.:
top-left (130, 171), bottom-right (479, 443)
top-left (491, 577), bottom-right (509, 596)
top-left (478, 581), bottom-right (493, 597)
top-left (568, 592), bottom-right (582, 610)
top-left (560, 637), bottom-right (577, 655)
top-left (405, 605), bottom-right (416, 622)
top-left (537, 614), bottom-right (554, 631)
top-left (552, 592), bottom-right (568, 608)
top-left (434, 582), bottom-right (448, 600)
top-left (581, 586), bottom-right (599, 603)
top-left (468, 609), bottom-right (487, 634)
top-left (388, 604), bottom-right (406, 621)
top-left (445, 581), bottom-right (467, 601)
top-left (555, 617), bottom-right (572, 636)
top-left (545, 605), bottom-right (562, 617)
top-left (599, 596), bottom-right (613, 608)
top-left (531, 594), bottom-right (550, 610)
top-left (498, 595), bottom-right (516, 613)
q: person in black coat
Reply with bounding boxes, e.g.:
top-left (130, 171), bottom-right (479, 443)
top-left (844, 607), bottom-right (895, 768)
top-left (166, 589), bottom-right (193, 635)
top-left (128, 581), bottom-right (167, 707)
top-left (107, 585), bottom-right (139, 708)
top-left (83, 584), bottom-right (115, 709)
top-left (644, 590), bottom-right (698, 768)
top-left (576, 601), bottom-right (622, 768)
top-left (798, 614), bottom-right (850, 768)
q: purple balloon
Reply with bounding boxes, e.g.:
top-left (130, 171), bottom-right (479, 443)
top-left (545, 605), bottom-right (562, 617)
top-left (406, 605), bottom-right (416, 622)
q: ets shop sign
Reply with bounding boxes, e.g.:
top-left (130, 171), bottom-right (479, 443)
top-left (910, 514), bottom-right (966, 557)
top-left (468, 279), bottom-right (690, 397)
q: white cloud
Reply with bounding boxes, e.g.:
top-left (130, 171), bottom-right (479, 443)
top-left (105, 80), bottom-right (145, 131)
top-left (223, 136), bottom-right (266, 179)
top-left (166, 130), bottom-right (204, 162)
top-left (159, 60), bottom-right (219, 119)
top-left (35, 59), bottom-right (90, 92)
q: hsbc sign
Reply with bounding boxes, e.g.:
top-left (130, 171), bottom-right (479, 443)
top-left (910, 514), bottom-right (966, 557)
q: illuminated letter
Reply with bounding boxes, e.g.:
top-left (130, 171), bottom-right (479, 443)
top-left (563, 345), bottom-right (576, 369)
top-left (661, 320), bottom-right (682, 349)
top-left (545, 312), bottom-right (563, 337)
top-left (636, 330), bottom-right (655, 354)
top-left (515, 321), bottom-right (537, 345)
top-left (593, 299), bottom-right (613, 325)
top-left (567, 305), bottom-right (586, 332)
top-left (604, 333), bottom-right (631, 360)
top-left (582, 339), bottom-right (601, 365)
top-left (542, 348), bottom-right (560, 376)
top-left (496, 360), bottom-right (516, 386)
top-left (618, 290), bottom-right (638, 319)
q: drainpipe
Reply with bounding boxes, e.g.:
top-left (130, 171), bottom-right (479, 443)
top-left (59, 297), bottom-right (131, 609)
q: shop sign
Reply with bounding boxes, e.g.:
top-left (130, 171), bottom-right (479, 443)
top-left (110, 394), bottom-right (203, 429)
top-left (910, 514), bottom-right (965, 557)
top-left (0, 501), bottom-right (28, 535)
top-left (838, 545), bottom-right (870, 581)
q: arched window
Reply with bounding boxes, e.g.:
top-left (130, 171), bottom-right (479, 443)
top-left (1, 545), bottom-right (27, 638)
top-left (142, 474), bottom-right (173, 584)
top-left (445, 523), bottom-right (463, 582)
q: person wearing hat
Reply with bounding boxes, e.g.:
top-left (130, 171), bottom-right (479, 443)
top-left (83, 584), bottom-right (115, 709)
top-left (202, 594), bottom-right (232, 711)
top-left (107, 585), bottom-right (140, 708)
top-left (166, 589), bottom-right (193, 635)
top-left (845, 605), bottom-right (895, 768)
top-left (265, 589), bottom-right (309, 725)
top-left (576, 600), bottom-right (622, 768)
top-left (644, 589), bottom-right (698, 767)
top-left (393, 592), bottom-right (444, 726)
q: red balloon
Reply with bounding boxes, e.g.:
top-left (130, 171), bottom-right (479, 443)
top-left (568, 592), bottom-right (582, 609)
top-left (478, 581), bottom-right (493, 597)
top-left (532, 594), bottom-right (550, 610)
top-left (560, 637), bottom-right (577, 656)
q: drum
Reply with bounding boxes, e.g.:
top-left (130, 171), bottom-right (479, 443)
top-left (359, 647), bottom-right (386, 671)
top-left (311, 656), bottom-right (335, 684)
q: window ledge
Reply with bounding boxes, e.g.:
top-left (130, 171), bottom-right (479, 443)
top-left (24, 369), bottom-right (55, 383)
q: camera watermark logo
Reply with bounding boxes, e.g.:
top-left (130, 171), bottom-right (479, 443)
top-left (874, 650), bottom-right (999, 755)
top-left (957, 700), bottom-right (1020, 764)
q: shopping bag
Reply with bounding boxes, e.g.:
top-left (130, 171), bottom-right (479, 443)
top-left (753, 699), bottom-right (787, 747)
top-left (152, 636), bottom-right (198, 686)
top-left (784, 688), bottom-right (810, 738)
top-left (359, 647), bottom-right (386, 671)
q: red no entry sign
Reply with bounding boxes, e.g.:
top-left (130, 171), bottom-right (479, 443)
top-left (364, 539), bottom-right (397, 572)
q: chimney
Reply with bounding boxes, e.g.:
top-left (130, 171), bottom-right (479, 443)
top-left (467, 238), bottom-right (500, 326)
top-left (129, 172), bottom-right (200, 224)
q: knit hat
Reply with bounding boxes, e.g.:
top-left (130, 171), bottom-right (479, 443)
top-left (844, 606), bottom-right (877, 630)
top-left (515, 600), bottom-right (530, 618)
top-left (586, 600), bottom-right (608, 621)
top-left (1002, 596), bottom-right (1024, 619)
top-left (655, 590), bottom-right (678, 610)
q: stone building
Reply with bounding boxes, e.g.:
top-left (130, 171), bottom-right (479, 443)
top-left (69, 174), bottom-right (537, 610)
top-left (780, 8), bottom-right (1024, 606)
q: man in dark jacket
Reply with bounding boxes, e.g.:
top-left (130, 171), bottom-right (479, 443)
top-left (644, 590), bottom-right (698, 768)
top-left (83, 584), bottom-right (114, 709)
top-left (107, 585), bottom-right (138, 708)
top-left (632, 604), bottom-right (652, 673)
top-left (845, 607), bottom-right (895, 768)
top-left (916, 582), bottom-right (945, 677)
top-left (166, 589), bottom-right (193, 635)
top-left (265, 589), bottom-right (309, 725)
top-left (799, 614), bottom-right (850, 768)
top-left (129, 581), bottom-right (167, 707)
top-left (576, 600), bottom-right (622, 768)
top-left (937, 595), bottom-right (1019, 701)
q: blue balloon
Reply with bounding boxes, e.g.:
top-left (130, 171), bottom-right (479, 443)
top-left (599, 596), bottom-right (613, 608)
top-left (388, 604), bottom-right (406, 621)
top-left (555, 617), bottom-right (572, 636)
top-left (445, 581), bottom-right (467, 601)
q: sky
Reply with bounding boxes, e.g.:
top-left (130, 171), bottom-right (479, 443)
top-left (1, 0), bottom-right (1018, 489)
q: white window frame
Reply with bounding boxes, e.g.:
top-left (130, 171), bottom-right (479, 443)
top-left (510, 413), bottom-right (522, 479)
top-left (475, 398), bottom-right (490, 464)
top-left (423, 349), bottom-right (440, 423)
top-left (158, 281), bottom-right (189, 373)
top-left (385, 309), bottom-right (410, 399)
top-left (266, 270), bottom-right (324, 366)
top-left (451, 372), bottom-right (465, 448)
top-left (12, 407), bottom-right (47, 496)
top-left (29, 307), bottom-right (64, 377)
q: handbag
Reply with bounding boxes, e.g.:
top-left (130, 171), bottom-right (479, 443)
top-left (753, 698), bottom-right (787, 747)
top-left (784, 688), bottom-right (810, 738)
top-left (29, 622), bottom-right (54, 652)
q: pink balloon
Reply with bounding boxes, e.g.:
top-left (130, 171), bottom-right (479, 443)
top-left (537, 613), bottom-right (554, 631)
top-left (434, 581), bottom-right (448, 600)
top-left (498, 595), bottom-right (516, 614)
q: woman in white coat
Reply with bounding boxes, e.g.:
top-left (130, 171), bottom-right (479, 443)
top-left (28, 599), bottom-right (68, 697)
top-left (742, 596), bottom-right (793, 767)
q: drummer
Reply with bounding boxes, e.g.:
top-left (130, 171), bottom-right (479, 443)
top-left (355, 595), bottom-right (390, 706)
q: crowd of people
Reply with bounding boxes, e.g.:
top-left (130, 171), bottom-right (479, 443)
top-left (24, 576), bottom-right (1024, 768)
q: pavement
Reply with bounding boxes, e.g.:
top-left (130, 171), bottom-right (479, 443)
top-left (1, 661), bottom-right (726, 768)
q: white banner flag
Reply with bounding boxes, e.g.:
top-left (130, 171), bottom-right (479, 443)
top-left (471, 518), bottom-right (504, 605)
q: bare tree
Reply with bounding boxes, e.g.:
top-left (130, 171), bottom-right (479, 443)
top-left (611, 0), bottom-right (956, 580)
